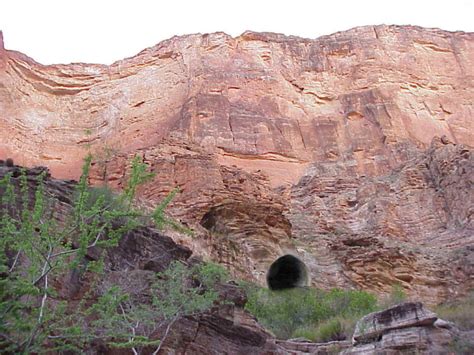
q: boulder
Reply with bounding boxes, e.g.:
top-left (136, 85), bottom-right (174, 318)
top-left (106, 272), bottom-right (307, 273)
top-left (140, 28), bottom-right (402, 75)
top-left (345, 302), bottom-right (459, 354)
top-left (352, 302), bottom-right (437, 344)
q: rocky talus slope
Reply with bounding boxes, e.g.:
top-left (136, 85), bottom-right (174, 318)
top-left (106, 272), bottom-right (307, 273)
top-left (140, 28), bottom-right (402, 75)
top-left (0, 26), bottom-right (473, 305)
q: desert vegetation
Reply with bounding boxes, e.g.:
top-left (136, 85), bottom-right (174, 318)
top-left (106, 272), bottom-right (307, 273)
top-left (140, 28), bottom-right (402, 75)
top-left (434, 293), bottom-right (474, 354)
top-left (0, 155), bottom-right (222, 353)
top-left (244, 285), bottom-right (378, 341)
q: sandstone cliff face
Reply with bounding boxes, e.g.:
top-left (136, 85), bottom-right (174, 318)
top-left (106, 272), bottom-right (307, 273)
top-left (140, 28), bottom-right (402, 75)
top-left (1, 26), bottom-right (473, 304)
top-left (289, 140), bottom-right (474, 304)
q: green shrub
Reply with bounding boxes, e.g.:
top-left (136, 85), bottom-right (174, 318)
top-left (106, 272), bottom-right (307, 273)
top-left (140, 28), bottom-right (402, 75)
top-left (438, 294), bottom-right (474, 355)
top-left (292, 312), bottom-right (364, 342)
top-left (314, 317), bottom-right (344, 342)
top-left (323, 288), bottom-right (378, 317)
top-left (85, 185), bottom-right (124, 211)
top-left (151, 187), bottom-right (193, 235)
top-left (245, 288), bottom-right (323, 338)
top-left (151, 261), bottom-right (228, 319)
top-left (245, 286), bottom-right (377, 340)
top-left (194, 261), bottom-right (229, 289)
top-left (0, 154), bottom-right (199, 353)
top-left (85, 261), bottom-right (227, 353)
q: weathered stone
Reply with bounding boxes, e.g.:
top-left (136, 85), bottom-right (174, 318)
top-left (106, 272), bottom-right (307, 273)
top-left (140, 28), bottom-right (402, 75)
top-left (5, 164), bottom-right (472, 354)
top-left (343, 302), bottom-right (474, 354)
top-left (276, 339), bottom-right (351, 354)
top-left (346, 325), bottom-right (457, 354)
top-left (105, 226), bottom-right (192, 273)
top-left (352, 302), bottom-right (437, 344)
top-left (380, 326), bottom-right (453, 353)
top-left (214, 282), bottom-right (248, 308)
top-left (291, 142), bottom-right (474, 305)
top-left (2, 26), bottom-right (473, 181)
top-left (0, 165), bottom-right (282, 353)
top-left (156, 305), bottom-right (281, 354)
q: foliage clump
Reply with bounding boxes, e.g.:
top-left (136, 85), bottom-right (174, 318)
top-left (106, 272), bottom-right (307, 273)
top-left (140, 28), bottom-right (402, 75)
top-left (0, 154), bottom-right (216, 354)
top-left (244, 286), bottom-right (378, 341)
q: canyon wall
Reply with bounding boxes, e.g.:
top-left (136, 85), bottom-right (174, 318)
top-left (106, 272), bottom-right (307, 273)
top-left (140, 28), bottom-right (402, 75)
top-left (1, 25), bottom-right (473, 304)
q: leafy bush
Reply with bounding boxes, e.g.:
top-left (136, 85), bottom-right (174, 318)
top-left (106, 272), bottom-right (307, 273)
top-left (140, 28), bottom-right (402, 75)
top-left (151, 187), bottom-right (193, 235)
top-left (194, 261), bottom-right (230, 290)
top-left (436, 293), bottom-right (474, 355)
top-left (292, 316), bottom-right (357, 342)
top-left (245, 286), bottom-right (377, 340)
top-left (154, 261), bottom-right (228, 316)
top-left (315, 318), bottom-right (345, 342)
top-left (84, 261), bottom-right (229, 353)
top-left (85, 185), bottom-right (125, 212)
top-left (245, 288), bottom-right (321, 339)
top-left (0, 154), bottom-right (201, 353)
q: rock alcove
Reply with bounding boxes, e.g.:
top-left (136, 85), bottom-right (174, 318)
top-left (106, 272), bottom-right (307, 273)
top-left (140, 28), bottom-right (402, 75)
top-left (266, 254), bottom-right (309, 290)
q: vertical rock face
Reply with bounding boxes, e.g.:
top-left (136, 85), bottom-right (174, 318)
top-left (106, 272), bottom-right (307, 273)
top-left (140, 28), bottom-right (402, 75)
top-left (1, 26), bottom-right (473, 304)
top-left (1, 26), bottom-right (473, 179)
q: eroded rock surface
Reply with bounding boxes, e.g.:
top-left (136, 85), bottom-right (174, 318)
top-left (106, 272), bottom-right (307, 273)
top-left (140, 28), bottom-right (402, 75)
top-left (344, 302), bottom-right (473, 354)
top-left (156, 305), bottom-right (281, 354)
top-left (352, 302), bottom-right (438, 344)
top-left (290, 140), bottom-right (474, 304)
top-left (1, 26), bottom-right (473, 304)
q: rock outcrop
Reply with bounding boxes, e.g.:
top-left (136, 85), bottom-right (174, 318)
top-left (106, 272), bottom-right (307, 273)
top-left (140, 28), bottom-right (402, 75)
top-left (344, 302), bottom-right (474, 354)
top-left (1, 25), bottom-right (473, 304)
top-left (275, 302), bottom-right (473, 354)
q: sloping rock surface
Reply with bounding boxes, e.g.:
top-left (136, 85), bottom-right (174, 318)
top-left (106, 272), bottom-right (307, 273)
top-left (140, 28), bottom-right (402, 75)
top-left (352, 302), bottom-right (437, 344)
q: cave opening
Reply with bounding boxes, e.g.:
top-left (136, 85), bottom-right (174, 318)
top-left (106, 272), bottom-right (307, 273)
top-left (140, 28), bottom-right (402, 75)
top-left (266, 254), bottom-right (309, 290)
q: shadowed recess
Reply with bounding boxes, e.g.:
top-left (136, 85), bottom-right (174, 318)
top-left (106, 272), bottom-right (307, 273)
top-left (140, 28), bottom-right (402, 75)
top-left (267, 254), bottom-right (309, 290)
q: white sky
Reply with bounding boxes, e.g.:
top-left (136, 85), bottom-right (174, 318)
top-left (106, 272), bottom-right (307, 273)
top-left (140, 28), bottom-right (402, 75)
top-left (1, 0), bottom-right (473, 65)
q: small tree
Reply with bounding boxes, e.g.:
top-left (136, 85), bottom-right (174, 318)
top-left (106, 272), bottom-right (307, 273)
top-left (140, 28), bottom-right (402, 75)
top-left (0, 154), bottom-right (202, 353)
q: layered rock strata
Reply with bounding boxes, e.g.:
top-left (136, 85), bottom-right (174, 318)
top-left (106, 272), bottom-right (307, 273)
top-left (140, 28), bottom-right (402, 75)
top-left (0, 164), bottom-right (282, 354)
top-left (1, 25), bottom-right (473, 304)
top-left (344, 302), bottom-right (473, 354)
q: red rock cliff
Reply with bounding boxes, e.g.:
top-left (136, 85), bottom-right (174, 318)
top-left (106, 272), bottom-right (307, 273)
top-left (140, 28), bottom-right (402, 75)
top-left (0, 26), bottom-right (473, 304)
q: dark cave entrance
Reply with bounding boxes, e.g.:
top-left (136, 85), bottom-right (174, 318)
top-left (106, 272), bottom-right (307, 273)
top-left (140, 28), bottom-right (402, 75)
top-left (266, 254), bottom-right (309, 290)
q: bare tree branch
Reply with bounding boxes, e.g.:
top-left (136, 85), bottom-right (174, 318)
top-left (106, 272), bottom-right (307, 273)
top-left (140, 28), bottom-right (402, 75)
top-left (119, 303), bottom-right (139, 355)
top-left (8, 250), bottom-right (21, 272)
top-left (152, 310), bottom-right (182, 355)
